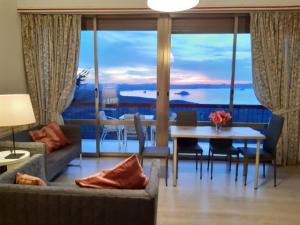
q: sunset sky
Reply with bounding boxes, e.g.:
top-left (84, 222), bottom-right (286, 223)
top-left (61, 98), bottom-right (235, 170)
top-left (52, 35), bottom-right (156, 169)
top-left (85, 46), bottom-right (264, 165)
top-left (78, 31), bottom-right (252, 85)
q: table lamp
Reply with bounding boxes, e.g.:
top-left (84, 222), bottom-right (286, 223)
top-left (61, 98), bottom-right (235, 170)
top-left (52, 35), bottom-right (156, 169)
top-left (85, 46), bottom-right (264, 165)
top-left (0, 94), bottom-right (36, 159)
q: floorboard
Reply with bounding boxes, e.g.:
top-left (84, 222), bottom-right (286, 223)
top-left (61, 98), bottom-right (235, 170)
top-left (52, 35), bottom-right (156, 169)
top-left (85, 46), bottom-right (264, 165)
top-left (56, 157), bottom-right (300, 225)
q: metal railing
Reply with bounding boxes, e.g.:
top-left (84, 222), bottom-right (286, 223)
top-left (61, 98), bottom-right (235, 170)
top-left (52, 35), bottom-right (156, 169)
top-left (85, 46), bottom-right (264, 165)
top-left (63, 102), bottom-right (271, 139)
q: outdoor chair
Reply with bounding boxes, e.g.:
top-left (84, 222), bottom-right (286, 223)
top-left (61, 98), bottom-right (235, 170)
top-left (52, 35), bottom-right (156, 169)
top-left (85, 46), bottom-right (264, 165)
top-left (99, 111), bottom-right (123, 150)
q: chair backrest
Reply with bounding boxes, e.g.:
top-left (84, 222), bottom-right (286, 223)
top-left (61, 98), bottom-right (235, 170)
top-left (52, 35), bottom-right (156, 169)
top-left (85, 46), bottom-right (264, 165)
top-left (99, 111), bottom-right (107, 120)
top-left (134, 113), bottom-right (145, 156)
top-left (263, 114), bottom-right (284, 154)
top-left (176, 111), bottom-right (198, 146)
top-left (124, 114), bottom-right (145, 133)
top-left (176, 111), bottom-right (197, 126)
top-left (169, 112), bottom-right (177, 121)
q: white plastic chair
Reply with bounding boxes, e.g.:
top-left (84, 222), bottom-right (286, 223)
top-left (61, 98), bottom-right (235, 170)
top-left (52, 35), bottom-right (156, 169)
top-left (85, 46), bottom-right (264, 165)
top-left (99, 111), bottom-right (123, 150)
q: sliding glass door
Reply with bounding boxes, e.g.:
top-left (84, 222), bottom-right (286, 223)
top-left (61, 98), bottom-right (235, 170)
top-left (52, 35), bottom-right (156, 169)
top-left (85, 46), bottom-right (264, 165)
top-left (64, 17), bottom-right (158, 155)
top-left (170, 33), bottom-right (234, 120)
top-left (98, 30), bottom-right (157, 153)
top-left (63, 14), bottom-right (270, 157)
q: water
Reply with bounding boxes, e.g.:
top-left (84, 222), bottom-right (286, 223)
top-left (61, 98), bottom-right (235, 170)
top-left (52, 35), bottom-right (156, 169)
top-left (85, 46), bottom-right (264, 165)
top-left (120, 88), bottom-right (260, 105)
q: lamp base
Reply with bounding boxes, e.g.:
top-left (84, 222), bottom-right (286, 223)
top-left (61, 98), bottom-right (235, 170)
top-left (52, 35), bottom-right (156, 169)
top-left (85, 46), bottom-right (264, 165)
top-left (5, 153), bottom-right (24, 159)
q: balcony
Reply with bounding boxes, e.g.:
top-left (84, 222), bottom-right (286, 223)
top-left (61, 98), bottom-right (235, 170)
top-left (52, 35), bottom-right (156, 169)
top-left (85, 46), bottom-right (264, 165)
top-left (63, 102), bottom-right (270, 155)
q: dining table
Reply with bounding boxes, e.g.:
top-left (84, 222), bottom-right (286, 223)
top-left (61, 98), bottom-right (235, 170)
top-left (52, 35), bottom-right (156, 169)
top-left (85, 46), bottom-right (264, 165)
top-left (170, 126), bottom-right (265, 189)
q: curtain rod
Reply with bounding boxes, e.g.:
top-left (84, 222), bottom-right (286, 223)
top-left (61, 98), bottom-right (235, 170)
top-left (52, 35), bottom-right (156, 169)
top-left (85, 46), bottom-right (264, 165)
top-left (17, 6), bottom-right (300, 14)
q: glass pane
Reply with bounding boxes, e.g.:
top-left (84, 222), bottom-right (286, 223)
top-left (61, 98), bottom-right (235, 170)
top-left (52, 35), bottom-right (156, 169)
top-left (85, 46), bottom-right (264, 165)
top-left (170, 34), bottom-right (233, 121)
top-left (98, 31), bottom-right (157, 153)
top-left (233, 34), bottom-right (271, 123)
top-left (62, 31), bottom-right (96, 153)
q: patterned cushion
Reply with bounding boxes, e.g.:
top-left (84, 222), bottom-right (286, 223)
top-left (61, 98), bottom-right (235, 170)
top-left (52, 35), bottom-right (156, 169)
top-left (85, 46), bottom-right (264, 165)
top-left (75, 154), bottom-right (148, 189)
top-left (16, 172), bottom-right (47, 186)
top-left (29, 122), bottom-right (71, 153)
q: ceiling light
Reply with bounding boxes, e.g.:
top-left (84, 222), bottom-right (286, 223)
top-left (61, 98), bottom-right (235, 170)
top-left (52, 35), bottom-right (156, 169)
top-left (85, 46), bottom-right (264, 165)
top-left (147, 0), bottom-right (199, 12)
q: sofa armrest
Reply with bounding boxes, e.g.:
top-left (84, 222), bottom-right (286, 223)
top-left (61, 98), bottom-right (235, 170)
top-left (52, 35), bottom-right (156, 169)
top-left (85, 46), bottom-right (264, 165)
top-left (0, 154), bottom-right (47, 184)
top-left (0, 141), bottom-right (47, 178)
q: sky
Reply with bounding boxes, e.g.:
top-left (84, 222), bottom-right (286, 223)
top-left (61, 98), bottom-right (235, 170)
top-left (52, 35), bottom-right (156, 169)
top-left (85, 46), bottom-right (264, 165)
top-left (78, 31), bottom-right (252, 85)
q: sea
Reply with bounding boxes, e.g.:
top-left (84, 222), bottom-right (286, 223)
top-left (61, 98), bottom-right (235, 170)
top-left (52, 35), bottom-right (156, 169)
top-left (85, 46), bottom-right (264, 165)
top-left (120, 88), bottom-right (260, 105)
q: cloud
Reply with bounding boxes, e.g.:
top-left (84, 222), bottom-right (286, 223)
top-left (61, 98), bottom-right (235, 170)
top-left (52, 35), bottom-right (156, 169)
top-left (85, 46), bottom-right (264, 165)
top-left (77, 32), bottom-right (253, 85)
top-left (99, 31), bottom-right (157, 58)
top-left (77, 65), bottom-right (250, 85)
top-left (171, 34), bottom-right (252, 62)
top-left (100, 65), bottom-right (157, 84)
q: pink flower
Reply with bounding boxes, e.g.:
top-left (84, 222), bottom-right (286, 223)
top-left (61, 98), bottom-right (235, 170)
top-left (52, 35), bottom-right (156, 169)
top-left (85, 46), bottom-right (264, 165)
top-left (209, 111), bottom-right (231, 126)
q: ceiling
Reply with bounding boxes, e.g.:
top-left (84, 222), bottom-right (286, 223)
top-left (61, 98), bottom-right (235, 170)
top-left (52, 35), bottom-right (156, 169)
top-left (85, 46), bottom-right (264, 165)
top-left (17, 0), bottom-right (300, 9)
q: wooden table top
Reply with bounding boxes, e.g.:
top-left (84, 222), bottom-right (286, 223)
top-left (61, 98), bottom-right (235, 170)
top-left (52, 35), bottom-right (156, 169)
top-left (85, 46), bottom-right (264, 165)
top-left (170, 126), bottom-right (265, 140)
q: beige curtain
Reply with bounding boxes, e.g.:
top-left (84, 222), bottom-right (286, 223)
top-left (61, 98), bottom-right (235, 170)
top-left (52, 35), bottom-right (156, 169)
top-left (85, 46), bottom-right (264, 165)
top-left (251, 11), bottom-right (300, 165)
top-left (21, 14), bottom-right (81, 125)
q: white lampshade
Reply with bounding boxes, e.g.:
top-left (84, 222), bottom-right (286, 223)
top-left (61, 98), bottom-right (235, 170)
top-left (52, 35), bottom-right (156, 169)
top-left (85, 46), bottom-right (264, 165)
top-left (148, 0), bottom-right (199, 12)
top-left (0, 94), bottom-right (36, 127)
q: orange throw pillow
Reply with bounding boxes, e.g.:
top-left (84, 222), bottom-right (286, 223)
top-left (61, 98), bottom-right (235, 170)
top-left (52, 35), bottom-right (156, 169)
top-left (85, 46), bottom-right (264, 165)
top-left (16, 172), bottom-right (47, 186)
top-left (29, 122), bottom-right (71, 153)
top-left (75, 154), bottom-right (148, 189)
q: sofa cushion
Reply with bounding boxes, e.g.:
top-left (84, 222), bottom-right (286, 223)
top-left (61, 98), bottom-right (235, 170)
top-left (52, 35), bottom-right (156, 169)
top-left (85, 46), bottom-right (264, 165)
top-left (75, 154), bottom-right (148, 189)
top-left (16, 172), bottom-right (47, 186)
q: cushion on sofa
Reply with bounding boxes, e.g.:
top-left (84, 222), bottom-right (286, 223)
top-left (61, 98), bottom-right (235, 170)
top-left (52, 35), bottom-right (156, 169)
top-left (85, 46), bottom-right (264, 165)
top-left (75, 154), bottom-right (148, 189)
top-left (29, 122), bottom-right (71, 153)
top-left (16, 172), bottom-right (47, 186)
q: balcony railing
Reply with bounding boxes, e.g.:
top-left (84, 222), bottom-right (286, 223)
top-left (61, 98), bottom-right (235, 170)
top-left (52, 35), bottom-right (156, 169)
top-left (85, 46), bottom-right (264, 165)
top-left (63, 102), bottom-right (271, 139)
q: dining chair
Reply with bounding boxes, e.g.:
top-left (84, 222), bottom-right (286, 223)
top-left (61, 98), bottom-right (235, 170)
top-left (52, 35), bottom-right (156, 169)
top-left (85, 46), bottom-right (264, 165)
top-left (207, 120), bottom-right (240, 181)
top-left (150, 112), bottom-right (176, 145)
top-left (239, 114), bottom-right (284, 187)
top-left (134, 113), bottom-right (170, 186)
top-left (208, 138), bottom-right (240, 180)
top-left (123, 114), bottom-right (147, 150)
top-left (176, 111), bottom-right (203, 179)
top-left (99, 111), bottom-right (122, 150)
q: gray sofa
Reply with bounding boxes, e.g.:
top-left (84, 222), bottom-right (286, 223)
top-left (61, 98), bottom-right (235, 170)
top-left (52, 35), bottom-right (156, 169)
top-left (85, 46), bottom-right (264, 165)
top-left (0, 125), bottom-right (81, 181)
top-left (0, 154), bottom-right (160, 225)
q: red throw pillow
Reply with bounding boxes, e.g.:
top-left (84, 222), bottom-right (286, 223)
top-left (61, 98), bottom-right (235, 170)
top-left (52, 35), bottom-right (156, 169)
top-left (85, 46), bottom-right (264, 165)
top-left (29, 122), bottom-right (71, 153)
top-left (75, 154), bottom-right (149, 189)
top-left (16, 172), bottom-right (47, 186)
top-left (45, 122), bottom-right (71, 146)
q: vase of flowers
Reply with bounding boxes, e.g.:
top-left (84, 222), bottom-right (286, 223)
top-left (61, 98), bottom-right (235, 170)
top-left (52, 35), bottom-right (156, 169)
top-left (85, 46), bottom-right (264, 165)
top-left (209, 111), bottom-right (231, 132)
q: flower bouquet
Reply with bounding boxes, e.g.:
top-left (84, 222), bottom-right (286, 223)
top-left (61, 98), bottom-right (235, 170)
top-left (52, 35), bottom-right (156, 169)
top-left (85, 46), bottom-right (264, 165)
top-left (209, 111), bottom-right (231, 132)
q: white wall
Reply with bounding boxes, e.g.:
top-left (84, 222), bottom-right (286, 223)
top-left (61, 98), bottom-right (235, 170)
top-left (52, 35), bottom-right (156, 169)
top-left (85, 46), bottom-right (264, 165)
top-left (17, 0), bottom-right (300, 9)
top-left (0, 0), bottom-right (26, 94)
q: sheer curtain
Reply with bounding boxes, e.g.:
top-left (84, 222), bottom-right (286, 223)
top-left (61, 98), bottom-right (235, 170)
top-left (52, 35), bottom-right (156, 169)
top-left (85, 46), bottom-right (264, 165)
top-left (251, 11), bottom-right (300, 165)
top-left (21, 14), bottom-right (81, 124)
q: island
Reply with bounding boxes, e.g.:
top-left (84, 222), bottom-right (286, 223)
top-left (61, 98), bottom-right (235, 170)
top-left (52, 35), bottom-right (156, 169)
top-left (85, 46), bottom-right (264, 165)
top-left (175, 91), bottom-right (190, 96)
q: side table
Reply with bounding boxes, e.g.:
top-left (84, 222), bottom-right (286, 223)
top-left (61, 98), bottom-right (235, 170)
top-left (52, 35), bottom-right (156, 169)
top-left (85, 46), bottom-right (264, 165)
top-left (0, 150), bottom-right (30, 174)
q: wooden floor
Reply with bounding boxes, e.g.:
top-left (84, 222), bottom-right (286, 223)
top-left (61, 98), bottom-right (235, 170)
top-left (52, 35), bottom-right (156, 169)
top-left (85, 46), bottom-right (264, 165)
top-left (56, 157), bottom-right (300, 225)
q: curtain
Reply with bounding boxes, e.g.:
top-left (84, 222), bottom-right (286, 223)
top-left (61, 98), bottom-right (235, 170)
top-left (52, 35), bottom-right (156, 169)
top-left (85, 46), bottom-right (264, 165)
top-left (21, 14), bottom-right (81, 125)
top-left (251, 11), bottom-right (300, 165)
